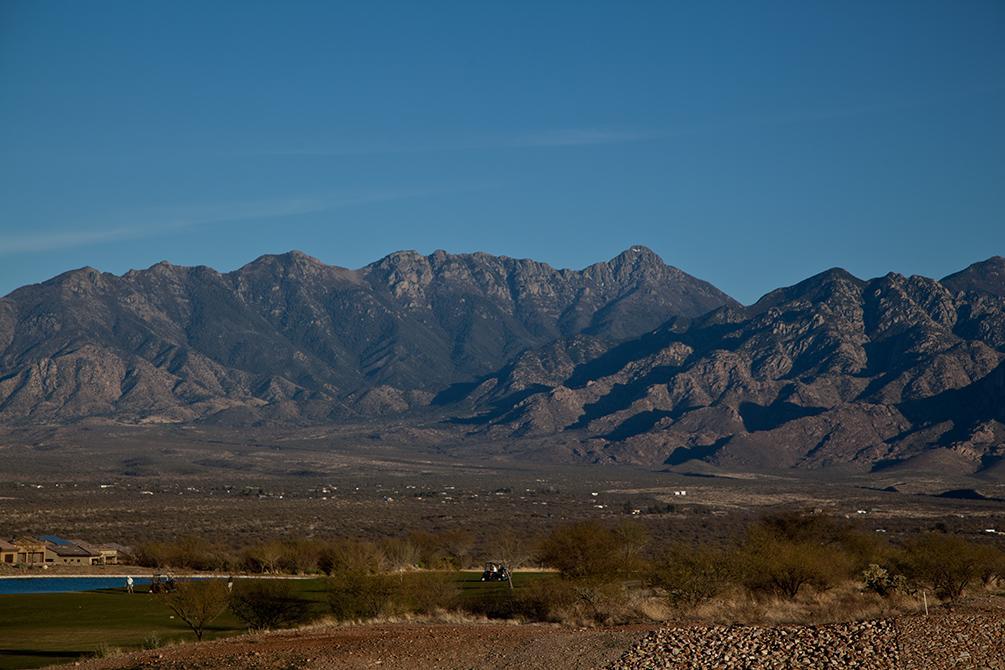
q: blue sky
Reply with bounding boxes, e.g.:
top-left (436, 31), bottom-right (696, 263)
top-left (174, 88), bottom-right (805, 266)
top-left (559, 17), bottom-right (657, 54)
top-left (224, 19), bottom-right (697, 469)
top-left (1, 1), bottom-right (1003, 304)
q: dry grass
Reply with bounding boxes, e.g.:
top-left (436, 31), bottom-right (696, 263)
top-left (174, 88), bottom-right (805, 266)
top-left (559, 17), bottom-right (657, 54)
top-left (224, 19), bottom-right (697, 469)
top-left (293, 610), bottom-right (523, 630)
top-left (92, 642), bottom-right (125, 659)
top-left (690, 582), bottom-right (923, 625)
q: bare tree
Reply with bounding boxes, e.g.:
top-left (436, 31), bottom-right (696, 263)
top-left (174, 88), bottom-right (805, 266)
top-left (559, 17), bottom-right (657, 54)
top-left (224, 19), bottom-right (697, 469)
top-left (281, 539), bottom-right (321, 574)
top-left (614, 521), bottom-right (650, 572)
top-left (162, 579), bottom-right (231, 641)
top-left (246, 541), bottom-right (284, 574)
top-left (494, 530), bottom-right (531, 589)
top-left (320, 539), bottom-right (386, 576)
top-left (382, 538), bottom-right (419, 574)
top-left (230, 579), bottom-right (313, 630)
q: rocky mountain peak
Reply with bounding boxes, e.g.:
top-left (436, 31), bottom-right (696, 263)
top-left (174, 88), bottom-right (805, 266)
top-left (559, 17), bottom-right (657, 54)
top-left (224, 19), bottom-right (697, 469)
top-left (48, 265), bottom-right (102, 282)
top-left (610, 245), bottom-right (662, 264)
top-left (32, 267), bottom-right (112, 297)
top-left (248, 250), bottom-right (326, 269)
top-left (280, 249), bottom-right (322, 264)
top-left (942, 256), bottom-right (1005, 297)
top-left (233, 251), bottom-right (334, 285)
top-left (750, 267), bottom-right (863, 314)
top-left (594, 245), bottom-right (668, 276)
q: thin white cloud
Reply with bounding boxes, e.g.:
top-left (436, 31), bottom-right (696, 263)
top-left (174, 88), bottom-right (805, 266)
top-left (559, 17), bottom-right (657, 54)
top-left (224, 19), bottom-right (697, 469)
top-left (251, 83), bottom-right (1005, 159)
top-left (249, 127), bottom-right (663, 157)
top-left (0, 199), bottom-right (328, 255)
top-left (0, 186), bottom-right (483, 255)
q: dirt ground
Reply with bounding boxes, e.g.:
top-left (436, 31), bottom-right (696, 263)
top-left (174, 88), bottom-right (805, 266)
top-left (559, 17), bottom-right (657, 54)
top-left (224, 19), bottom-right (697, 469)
top-left (56, 621), bottom-right (653, 670)
top-left (52, 607), bottom-right (1005, 670)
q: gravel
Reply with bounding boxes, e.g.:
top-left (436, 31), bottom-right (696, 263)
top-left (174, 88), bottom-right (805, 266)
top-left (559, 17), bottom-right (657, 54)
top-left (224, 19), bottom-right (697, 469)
top-left (607, 613), bottom-right (1005, 670)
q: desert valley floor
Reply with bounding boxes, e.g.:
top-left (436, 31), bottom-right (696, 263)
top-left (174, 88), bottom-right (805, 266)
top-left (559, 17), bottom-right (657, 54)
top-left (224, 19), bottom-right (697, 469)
top-left (2, 423), bottom-right (1003, 548)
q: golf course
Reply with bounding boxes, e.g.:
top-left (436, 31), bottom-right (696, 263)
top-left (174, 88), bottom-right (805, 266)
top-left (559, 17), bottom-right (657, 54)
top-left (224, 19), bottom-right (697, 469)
top-left (0, 572), bottom-right (546, 669)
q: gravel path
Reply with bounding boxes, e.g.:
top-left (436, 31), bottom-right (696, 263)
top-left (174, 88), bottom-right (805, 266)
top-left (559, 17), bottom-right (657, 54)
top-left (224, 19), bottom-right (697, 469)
top-left (607, 613), bottom-right (1005, 670)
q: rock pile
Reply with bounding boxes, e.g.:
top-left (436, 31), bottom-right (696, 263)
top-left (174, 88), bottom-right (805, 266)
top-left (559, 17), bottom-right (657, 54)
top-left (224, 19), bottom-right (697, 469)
top-left (899, 612), bottom-right (1005, 669)
top-left (607, 614), bottom-right (1005, 669)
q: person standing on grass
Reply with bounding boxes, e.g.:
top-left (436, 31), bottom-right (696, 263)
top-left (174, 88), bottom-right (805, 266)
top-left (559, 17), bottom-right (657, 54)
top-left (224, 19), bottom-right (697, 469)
top-left (126, 575), bottom-right (134, 594)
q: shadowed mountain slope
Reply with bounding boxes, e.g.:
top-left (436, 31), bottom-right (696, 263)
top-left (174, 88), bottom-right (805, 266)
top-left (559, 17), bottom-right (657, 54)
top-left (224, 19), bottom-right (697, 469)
top-left (454, 260), bottom-right (1005, 475)
top-left (3, 249), bottom-right (1004, 477)
top-left (0, 247), bottom-right (733, 423)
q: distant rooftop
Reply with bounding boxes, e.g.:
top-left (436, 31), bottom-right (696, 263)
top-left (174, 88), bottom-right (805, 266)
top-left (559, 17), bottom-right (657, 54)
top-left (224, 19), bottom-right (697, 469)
top-left (37, 534), bottom-right (73, 546)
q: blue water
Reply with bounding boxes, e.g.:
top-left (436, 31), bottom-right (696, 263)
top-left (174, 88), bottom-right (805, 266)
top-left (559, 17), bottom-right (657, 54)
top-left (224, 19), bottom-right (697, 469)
top-left (0, 577), bottom-right (152, 595)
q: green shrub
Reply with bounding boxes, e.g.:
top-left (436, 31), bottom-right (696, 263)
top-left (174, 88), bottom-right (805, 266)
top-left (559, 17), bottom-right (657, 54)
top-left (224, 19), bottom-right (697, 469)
top-left (278, 539), bottom-right (324, 574)
top-left (901, 534), bottom-right (997, 602)
top-left (650, 543), bottom-right (732, 606)
top-left (140, 634), bottom-right (161, 650)
top-left (537, 522), bottom-right (623, 581)
top-left (514, 577), bottom-right (580, 621)
top-left (407, 531), bottom-right (475, 569)
top-left (861, 563), bottom-right (906, 597)
top-left (326, 571), bottom-right (395, 621)
top-left (976, 543), bottom-right (1005, 588)
top-left (756, 512), bottom-right (842, 544)
top-left (839, 530), bottom-right (897, 572)
top-left (318, 540), bottom-right (386, 576)
top-left (134, 537), bottom-right (234, 571)
top-left (738, 528), bottom-right (850, 599)
top-left (141, 633), bottom-right (163, 650)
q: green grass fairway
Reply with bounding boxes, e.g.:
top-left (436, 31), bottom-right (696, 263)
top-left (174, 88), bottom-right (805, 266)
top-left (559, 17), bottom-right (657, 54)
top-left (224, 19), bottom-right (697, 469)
top-left (0, 572), bottom-right (549, 669)
top-left (0, 587), bottom-right (247, 669)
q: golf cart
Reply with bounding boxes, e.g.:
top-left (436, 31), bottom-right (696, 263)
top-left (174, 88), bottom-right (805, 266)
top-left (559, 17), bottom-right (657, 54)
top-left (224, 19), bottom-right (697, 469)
top-left (149, 573), bottom-right (177, 594)
top-left (480, 561), bottom-right (510, 582)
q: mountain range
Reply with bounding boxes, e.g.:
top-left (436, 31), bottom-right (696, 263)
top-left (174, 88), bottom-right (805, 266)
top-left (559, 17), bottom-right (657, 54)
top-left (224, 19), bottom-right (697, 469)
top-left (2, 248), bottom-right (1003, 475)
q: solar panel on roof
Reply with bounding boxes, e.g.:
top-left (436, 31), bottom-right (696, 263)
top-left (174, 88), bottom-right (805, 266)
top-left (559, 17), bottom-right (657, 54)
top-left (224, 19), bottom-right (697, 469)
top-left (38, 535), bottom-right (72, 545)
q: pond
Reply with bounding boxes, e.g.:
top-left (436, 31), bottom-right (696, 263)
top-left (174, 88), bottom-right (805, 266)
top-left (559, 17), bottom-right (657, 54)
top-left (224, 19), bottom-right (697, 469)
top-left (0, 576), bottom-right (152, 595)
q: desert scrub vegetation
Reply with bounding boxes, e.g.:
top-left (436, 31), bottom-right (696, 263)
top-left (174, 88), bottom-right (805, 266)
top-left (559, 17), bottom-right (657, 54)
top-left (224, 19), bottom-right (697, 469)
top-left (647, 543), bottom-right (732, 606)
top-left (536, 520), bottom-right (653, 579)
top-left (140, 513), bottom-right (1003, 632)
top-left (230, 579), bottom-right (317, 630)
top-left (736, 524), bottom-right (852, 599)
top-left (535, 514), bottom-right (1005, 623)
top-left (134, 531), bottom-right (479, 575)
top-left (898, 532), bottom-right (999, 602)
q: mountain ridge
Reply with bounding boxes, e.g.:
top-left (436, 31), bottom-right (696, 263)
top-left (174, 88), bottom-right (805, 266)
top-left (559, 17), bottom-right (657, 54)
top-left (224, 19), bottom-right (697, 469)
top-left (454, 259), bottom-right (1005, 475)
top-left (2, 249), bottom-right (1004, 476)
top-left (0, 246), bottom-right (733, 424)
